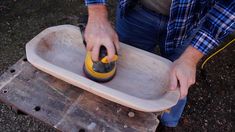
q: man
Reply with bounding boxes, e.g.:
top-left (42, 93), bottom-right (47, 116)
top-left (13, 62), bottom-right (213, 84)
top-left (83, 0), bottom-right (235, 129)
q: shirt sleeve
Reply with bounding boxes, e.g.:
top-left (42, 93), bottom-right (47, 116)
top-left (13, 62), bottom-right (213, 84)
top-left (191, 0), bottom-right (235, 55)
top-left (84, 0), bottom-right (107, 6)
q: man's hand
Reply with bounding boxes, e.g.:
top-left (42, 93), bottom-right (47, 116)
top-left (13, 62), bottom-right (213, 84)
top-left (169, 46), bottom-right (203, 99)
top-left (84, 5), bottom-right (120, 61)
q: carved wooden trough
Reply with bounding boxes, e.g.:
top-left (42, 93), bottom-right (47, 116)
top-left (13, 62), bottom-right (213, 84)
top-left (26, 25), bottom-right (180, 112)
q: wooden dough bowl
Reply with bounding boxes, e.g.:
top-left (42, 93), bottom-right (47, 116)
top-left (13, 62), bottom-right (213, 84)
top-left (26, 25), bottom-right (180, 112)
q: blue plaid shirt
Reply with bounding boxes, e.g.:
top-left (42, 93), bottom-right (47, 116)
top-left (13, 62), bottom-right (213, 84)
top-left (85, 0), bottom-right (235, 55)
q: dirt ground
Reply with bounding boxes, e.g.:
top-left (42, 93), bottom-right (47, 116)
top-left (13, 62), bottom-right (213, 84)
top-left (0, 0), bottom-right (234, 132)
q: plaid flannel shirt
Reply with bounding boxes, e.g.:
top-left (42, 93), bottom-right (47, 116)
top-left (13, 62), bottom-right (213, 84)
top-left (84, 0), bottom-right (235, 55)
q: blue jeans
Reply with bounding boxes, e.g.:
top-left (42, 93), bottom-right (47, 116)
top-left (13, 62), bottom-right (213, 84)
top-left (116, 5), bottom-right (188, 127)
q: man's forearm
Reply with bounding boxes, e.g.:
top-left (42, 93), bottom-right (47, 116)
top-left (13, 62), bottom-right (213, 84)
top-left (88, 5), bottom-right (108, 21)
top-left (179, 46), bottom-right (204, 66)
top-left (84, 4), bottom-right (119, 61)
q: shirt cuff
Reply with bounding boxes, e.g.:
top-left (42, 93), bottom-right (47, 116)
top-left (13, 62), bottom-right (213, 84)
top-left (191, 30), bottom-right (220, 55)
top-left (85, 0), bottom-right (107, 6)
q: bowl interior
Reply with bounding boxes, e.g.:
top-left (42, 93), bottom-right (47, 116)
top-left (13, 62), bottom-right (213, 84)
top-left (35, 29), bottom-right (170, 100)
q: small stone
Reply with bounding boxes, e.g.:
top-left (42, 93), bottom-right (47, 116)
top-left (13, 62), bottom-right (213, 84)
top-left (87, 122), bottom-right (96, 130)
top-left (182, 117), bottom-right (189, 125)
top-left (124, 125), bottom-right (128, 128)
top-left (117, 108), bottom-right (122, 113)
top-left (128, 111), bottom-right (135, 118)
top-left (216, 120), bottom-right (222, 125)
top-left (220, 76), bottom-right (224, 80)
top-left (95, 107), bottom-right (99, 111)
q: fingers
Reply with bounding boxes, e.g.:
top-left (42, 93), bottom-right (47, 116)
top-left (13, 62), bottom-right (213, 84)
top-left (103, 40), bottom-right (115, 61)
top-left (188, 77), bottom-right (196, 85)
top-left (86, 42), bottom-right (93, 51)
top-left (85, 37), bottom-right (99, 61)
top-left (170, 70), bottom-right (178, 90)
top-left (84, 32), bottom-right (93, 52)
top-left (86, 39), bottom-right (94, 52)
top-left (88, 39), bottom-right (116, 62)
top-left (177, 71), bottom-right (195, 99)
top-left (178, 74), bottom-right (188, 99)
top-left (113, 34), bottom-right (120, 51)
top-left (91, 43), bottom-right (100, 61)
top-left (84, 29), bottom-right (118, 62)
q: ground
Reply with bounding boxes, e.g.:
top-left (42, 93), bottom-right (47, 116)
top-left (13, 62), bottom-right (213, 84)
top-left (0, 0), bottom-right (234, 131)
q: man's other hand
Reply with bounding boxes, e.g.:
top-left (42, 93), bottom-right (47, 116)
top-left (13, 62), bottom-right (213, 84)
top-left (169, 46), bottom-right (203, 99)
top-left (84, 5), bottom-right (120, 61)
